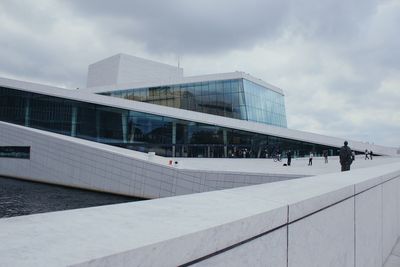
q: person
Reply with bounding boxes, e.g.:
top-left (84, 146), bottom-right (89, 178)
top-left (273, 152), bottom-right (281, 162)
top-left (287, 150), bottom-right (292, 166)
top-left (365, 149), bottom-right (369, 160)
top-left (308, 152), bottom-right (313, 166)
top-left (369, 150), bottom-right (373, 160)
top-left (323, 150), bottom-right (328, 163)
top-left (340, 141), bottom-right (353, 171)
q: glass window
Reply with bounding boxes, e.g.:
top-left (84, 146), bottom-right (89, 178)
top-left (0, 86), bottom-right (347, 159)
top-left (0, 146), bottom-right (30, 159)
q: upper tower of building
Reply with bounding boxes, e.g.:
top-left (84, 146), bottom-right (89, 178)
top-left (86, 53), bottom-right (184, 88)
top-left (86, 54), bottom-right (288, 128)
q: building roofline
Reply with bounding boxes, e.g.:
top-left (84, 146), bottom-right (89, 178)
top-left (0, 76), bottom-right (395, 155)
top-left (84, 71), bottom-right (284, 95)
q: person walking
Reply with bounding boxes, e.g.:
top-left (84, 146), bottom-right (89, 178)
top-left (287, 150), bottom-right (292, 166)
top-left (365, 149), bottom-right (369, 160)
top-left (369, 150), bottom-right (373, 160)
top-left (308, 152), bottom-right (313, 166)
top-left (323, 150), bottom-right (328, 163)
top-left (340, 141), bottom-right (353, 171)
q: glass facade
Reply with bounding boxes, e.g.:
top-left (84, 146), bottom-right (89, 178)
top-left (0, 86), bottom-right (341, 158)
top-left (99, 78), bottom-right (287, 128)
top-left (243, 80), bottom-right (286, 127)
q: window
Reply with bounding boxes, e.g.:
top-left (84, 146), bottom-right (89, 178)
top-left (0, 146), bottom-right (30, 159)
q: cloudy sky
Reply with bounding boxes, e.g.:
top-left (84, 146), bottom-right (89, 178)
top-left (0, 0), bottom-right (399, 147)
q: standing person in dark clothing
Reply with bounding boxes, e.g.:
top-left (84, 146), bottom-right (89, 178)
top-left (287, 150), bottom-right (292, 166)
top-left (369, 150), bottom-right (373, 160)
top-left (340, 141), bottom-right (353, 171)
top-left (308, 152), bottom-right (313, 166)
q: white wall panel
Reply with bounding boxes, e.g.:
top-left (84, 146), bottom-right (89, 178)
top-left (288, 198), bottom-right (355, 267)
top-left (355, 185), bottom-right (383, 267)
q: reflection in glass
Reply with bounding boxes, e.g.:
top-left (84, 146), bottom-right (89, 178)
top-left (0, 86), bottom-right (343, 158)
top-left (99, 78), bottom-right (287, 128)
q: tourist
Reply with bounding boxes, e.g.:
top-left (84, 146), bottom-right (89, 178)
top-left (308, 152), bottom-right (313, 166)
top-left (287, 150), bottom-right (292, 166)
top-left (365, 149), bottom-right (369, 160)
top-left (340, 141), bottom-right (353, 171)
top-left (323, 150), bottom-right (328, 163)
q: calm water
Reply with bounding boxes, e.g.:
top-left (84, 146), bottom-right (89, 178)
top-left (0, 176), bottom-right (143, 218)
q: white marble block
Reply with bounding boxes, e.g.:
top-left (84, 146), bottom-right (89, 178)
top-left (288, 198), bottom-right (354, 267)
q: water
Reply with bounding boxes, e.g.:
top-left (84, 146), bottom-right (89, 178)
top-left (0, 176), bottom-right (143, 218)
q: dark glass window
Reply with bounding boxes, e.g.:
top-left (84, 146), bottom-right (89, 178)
top-left (0, 86), bottom-right (349, 158)
top-left (0, 146), bottom-right (30, 159)
top-left (99, 78), bottom-right (287, 128)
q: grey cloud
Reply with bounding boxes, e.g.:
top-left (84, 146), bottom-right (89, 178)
top-left (0, 0), bottom-right (399, 146)
top-left (64, 0), bottom-right (381, 55)
top-left (64, 0), bottom-right (288, 54)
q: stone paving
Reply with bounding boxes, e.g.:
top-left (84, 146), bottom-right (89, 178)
top-left (177, 155), bottom-right (400, 176)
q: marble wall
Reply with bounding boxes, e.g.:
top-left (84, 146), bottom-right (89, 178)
top-left (0, 122), bottom-right (303, 199)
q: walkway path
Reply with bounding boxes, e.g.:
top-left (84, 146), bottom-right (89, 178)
top-left (177, 155), bottom-right (400, 176)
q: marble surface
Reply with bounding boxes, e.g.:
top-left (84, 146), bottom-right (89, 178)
top-left (391, 239), bottom-right (400, 256)
top-left (288, 198), bottom-right (355, 267)
top-left (384, 238), bottom-right (400, 267)
top-left (0, 122), bottom-right (305, 199)
top-left (382, 178), bottom-right (400, 260)
top-left (355, 185), bottom-right (383, 267)
top-left (177, 156), bottom-right (400, 176)
top-left (1, 151), bottom-right (400, 266)
top-left (192, 227), bottom-right (287, 267)
top-left (384, 255), bottom-right (400, 267)
top-left (0, 188), bottom-right (287, 267)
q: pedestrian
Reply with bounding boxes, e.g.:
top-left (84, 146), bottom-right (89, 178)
top-left (323, 150), bottom-right (328, 163)
top-left (308, 152), bottom-right (313, 166)
top-left (365, 149), bottom-right (369, 160)
top-left (340, 141), bottom-right (353, 171)
top-left (369, 150), bottom-right (373, 160)
top-left (287, 150), bottom-right (292, 166)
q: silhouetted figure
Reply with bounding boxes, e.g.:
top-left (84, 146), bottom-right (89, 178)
top-left (369, 150), bottom-right (373, 160)
top-left (340, 141), bottom-right (353, 171)
top-left (323, 150), bottom-right (328, 163)
top-left (287, 150), bottom-right (292, 166)
top-left (308, 152), bottom-right (313, 166)
top-left (365, 149), bottom-right (369, 160)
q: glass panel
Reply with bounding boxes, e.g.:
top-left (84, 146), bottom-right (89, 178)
top-left (0, 146), bottom-right (30, 159)
top-left (242, 79), bottom-right (287, 127)
top-left (0, 86), bottom-right (340, 159)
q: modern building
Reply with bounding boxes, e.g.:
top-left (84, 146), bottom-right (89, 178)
top-left (0, 54), bottom-right (397, 198)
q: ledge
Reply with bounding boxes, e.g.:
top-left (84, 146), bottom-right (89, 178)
top-left (0, 162), bottom-right (399, 266)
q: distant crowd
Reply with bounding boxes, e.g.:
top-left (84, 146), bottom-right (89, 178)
top-left (275, 142), bottom-right (374, 172)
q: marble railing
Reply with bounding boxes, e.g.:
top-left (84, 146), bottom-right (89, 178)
top-left (1, 162), bottom-right (400, 266)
